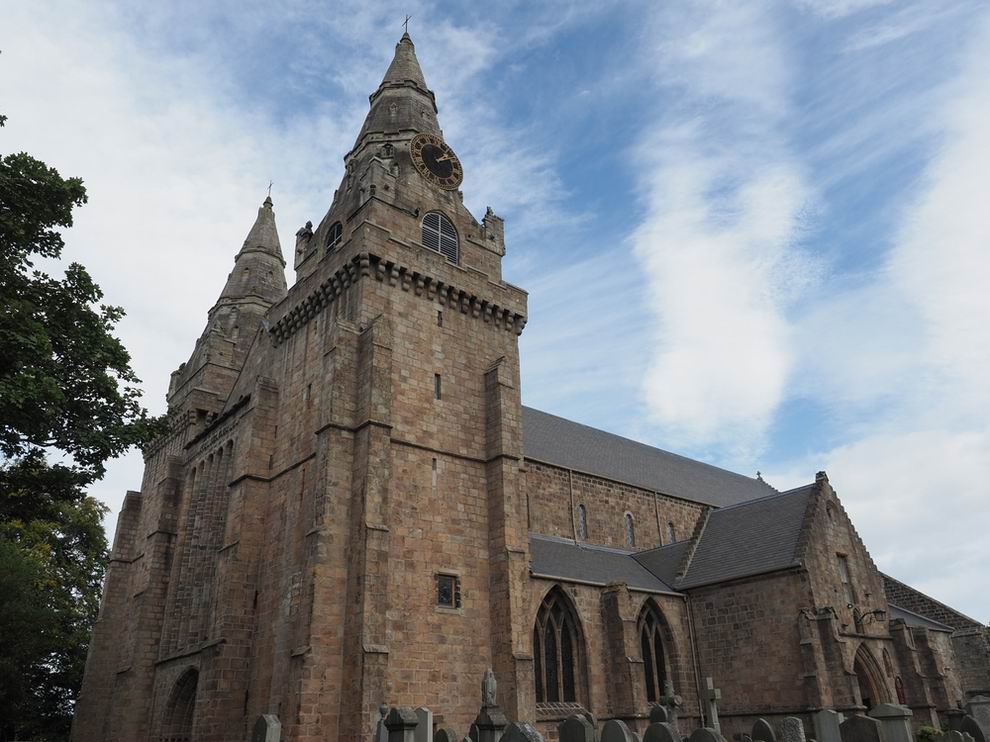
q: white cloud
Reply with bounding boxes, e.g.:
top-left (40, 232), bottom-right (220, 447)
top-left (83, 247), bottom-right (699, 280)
top-left (794, 0), bottom-right (895, 20)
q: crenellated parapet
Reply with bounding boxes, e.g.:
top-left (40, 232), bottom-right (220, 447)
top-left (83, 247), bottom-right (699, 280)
top-left (269, 251), bottom-right (527, 346)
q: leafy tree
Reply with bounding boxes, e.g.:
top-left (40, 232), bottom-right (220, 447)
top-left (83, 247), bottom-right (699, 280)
top-left (0, 115), bottom-right (165, 740)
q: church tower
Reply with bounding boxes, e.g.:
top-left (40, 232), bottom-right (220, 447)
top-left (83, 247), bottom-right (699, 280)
top-left (73, 32), bottom-right (530, 742)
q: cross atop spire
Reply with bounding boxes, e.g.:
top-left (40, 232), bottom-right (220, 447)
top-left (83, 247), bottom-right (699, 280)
top-left (403, 14), bottom-right (412, 34)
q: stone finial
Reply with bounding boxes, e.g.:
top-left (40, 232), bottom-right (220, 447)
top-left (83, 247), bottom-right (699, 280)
top-left (482, 668), bottom-right (497, 707)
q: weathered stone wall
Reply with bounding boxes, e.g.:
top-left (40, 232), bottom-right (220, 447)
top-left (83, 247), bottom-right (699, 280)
top-left (883, 575), bottom-right (984, 631)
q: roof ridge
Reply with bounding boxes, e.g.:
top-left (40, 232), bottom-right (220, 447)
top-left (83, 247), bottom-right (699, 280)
top-left (522, 405), bottom-right (773, 489)
top-left (710, 482), bottom-right (815, 514)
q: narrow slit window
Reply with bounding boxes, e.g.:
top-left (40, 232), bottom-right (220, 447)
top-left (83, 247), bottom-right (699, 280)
top-left (437, 310), bottom-right (443, 327)
top-left (625, 513), bottom-right (635, 548)
top-left (577, 504), bottom-right (588, 541)
top-left (434, 373), bottom-right (442, 400)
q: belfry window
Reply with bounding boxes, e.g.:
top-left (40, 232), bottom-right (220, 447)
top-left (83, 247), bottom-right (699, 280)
top-left (639, 602), bottom-right (669, 703)
top-left (326, 221), bottom-right (343, 250)
top-left (422, 212), bottom-right (458, 263)
top-left (534, 588), bottom-right (583, 704)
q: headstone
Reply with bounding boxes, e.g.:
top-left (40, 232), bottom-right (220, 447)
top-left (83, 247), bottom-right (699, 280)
top-left (839, 713), bottom-right (881, 742)
top-left (753, 719), bottom-right (777, 742)
top-left (415, 708), bottom-right (434, 742)
top-left (387, 707), bottom-right (420, 742)
top-left (967, 696), bottom-right (990, 742)
top-left (644, 722), bottom-right (679, 742)
top-left (602, 720), bottom-right (639, 742)
top-left (470, 725), bottom-right (480, 742)
top-left (813, 710), bottom-right (843, 742)
top-left (661, 681), bottom-right (685, 737)
top-left (868, 704), bottom-right (912, 742)
top-left (740, 735), bottom-right (754, 742)
top-left (779, 718), bottom-right (806, 742)
top-left (559, 715), bottom-right (597, 742)
top-left (501, 722), bottom-right (544, 742)
top-left (689, 729), bottom-right (728, 742)
top-left (703, 677), bottom-right (722, 734)
top-left (435, 730), bottom-right (459, 742)
top-left (949, 710), bottom-right (989, 742)
top-left (650, 707), bottom-right (670, 724)
top-left (252, 714), bottom-right (281, 742)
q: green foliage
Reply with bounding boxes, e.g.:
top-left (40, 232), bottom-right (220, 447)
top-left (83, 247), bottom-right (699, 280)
top-left (918, 726), bottom-right (939, 742)
top-left (0, 115), bottom-right (164, 739)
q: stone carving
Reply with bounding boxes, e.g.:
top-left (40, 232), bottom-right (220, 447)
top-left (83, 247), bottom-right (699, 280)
top-left (839, 713), bottom-right (881, 742)
top-left (660, 681), bottom-right (684, 736)
top-left (501, 722), bottom-right (544, 742)
top-left (644, 722), bottom-right (679, 742)
top-left (703, 677), bottom-right (722, 734)
top-left (559, 715), bottom-right (597, 742)
top-left (813, 709), bottom-right (843, 742)
top-left (753, 719), bottom-right (777, 742)
top-left (483, 668), bottom-right (497, 708)
top-left (252, 714), bottom-right (281, 742)
top-left (779, 718), bottom-right (806, 742)
top-left (602, 719), bottom-right (639, 742)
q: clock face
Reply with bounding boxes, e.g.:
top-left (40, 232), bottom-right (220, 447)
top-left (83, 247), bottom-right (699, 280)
top-left (410, 133), bottom-right (463, 191)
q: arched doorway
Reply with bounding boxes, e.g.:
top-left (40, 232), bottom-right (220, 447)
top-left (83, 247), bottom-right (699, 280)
top-left (853, 645), bottom-right (889, 710)
top-left (161, 668), bottom-right (198, 742)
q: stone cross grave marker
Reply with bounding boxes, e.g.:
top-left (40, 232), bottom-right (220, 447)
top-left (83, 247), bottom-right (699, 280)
top-left (559, 714), bottom-right (597, 742)
top-left (703, 677), bottom-right (722, 734)
top-left (502, 722), bottom-right (545, 742)
top-left (252, 714), bottom-right (281, 742)
top-left (415, 707), bottom-right (434, 742)
top-left (661, 681), bottom-right (684, 736)
top-left (813, 710), bottom-right (842, 742)
top-left (644, 722), bottom-right (679, 742)
top-left (779, 718), bottom-right (806, 742)
top-left (753, 719), bottom-right (776, 742)
top-left (602, 719), bottom-right (640, 742)
top-left (868, 704), bottom-right (912, 742)
top-left (839, 713), bottom-right (881, 742)
top-left (387, 707), bottom-right (420, 742)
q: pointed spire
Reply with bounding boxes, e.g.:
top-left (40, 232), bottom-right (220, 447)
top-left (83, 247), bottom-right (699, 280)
top-left (216, 196), bottom-right (287, 309)
top-left (354, 32), bottom-right (441, 148)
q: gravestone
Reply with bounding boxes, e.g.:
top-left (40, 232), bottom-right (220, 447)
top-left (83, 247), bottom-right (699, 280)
top-left (661, 681), bottom-right (684, 737)
top-left (688, 728), bottom-right (728, 742)
top-left (602, 719), bottom-right (640, 742)
top-left (644, 722), bottom-right (679, 742)
top-left (252, 714), bottom-right (281, 742)
top-left (703, 678), bottom-right (722, 734)
top-left (839, 713), bottom-right (881, 742)
top-left (501, 722), bottom-right (544, 742)
top-left (868, 704), bottom-right (912, 742)
top-left (470, 724), bottom-right (480, 742)
top-left (948, 710), bottom-right (988, 742)
top-left (813, 710), bottom-right (843, 742)
top-left (559, 714), bottom-right (597, 742)
top-left (651, 707), bottom-right (670, 724)
top-left (740, 735), bottom-right (754, 742)
top-left (387, 707), bottom-right (420, 742)
top-left (416, 707), bottom-right (434, 742)
top-left (967, 696), bottom-right (990, 742)
top-left (435, 730), bottom-right (459, 742)
top-left (753, 719), bottom-right (777, 742)
top-left (474, 705), bottom-right (507, 742)
top-left (780, 718), bottom-right (806, 742)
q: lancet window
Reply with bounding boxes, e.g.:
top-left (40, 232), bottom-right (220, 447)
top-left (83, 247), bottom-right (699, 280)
top-left (533, 588), bottom-right (583, 705)
top-left (639, 602), bottom-right (669, 703)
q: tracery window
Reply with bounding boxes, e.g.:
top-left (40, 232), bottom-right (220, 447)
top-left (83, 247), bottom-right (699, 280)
top-left (422, 211), bottom-right (459, 263)
top-left (639, 602), bottom-right (669, 703)
top-left (533, 588), bottom-right (582, 704)
top-left (577, 504), bottom-right (588, 541)
top-left (326, 221), bottom-right (343, 250)
top-left (625, 512), bottom-right (635, 548)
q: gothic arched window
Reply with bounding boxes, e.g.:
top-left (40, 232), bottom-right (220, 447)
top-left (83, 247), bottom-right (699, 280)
top-left (577, 504), bottom-right (588, 541)
top-left (667, 522), bottom-right (676, 543)
top-left (533, 588), bottom-right (583, 704)
top-left (422, 212), bottom-right (458, 263)
top-left (326, 221), bottom-right (343, 250)
top-left (625, 513), bottom-right (635, 548)
top-left (639, 602), bottom-right (669, 703)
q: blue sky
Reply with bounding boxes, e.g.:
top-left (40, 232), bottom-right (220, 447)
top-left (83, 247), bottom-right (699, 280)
top-left (3, 0), bottom-right (988, 620)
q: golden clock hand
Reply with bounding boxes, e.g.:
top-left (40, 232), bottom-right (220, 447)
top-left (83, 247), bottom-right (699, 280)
top-left (435, 154), bottom-right (453, 162)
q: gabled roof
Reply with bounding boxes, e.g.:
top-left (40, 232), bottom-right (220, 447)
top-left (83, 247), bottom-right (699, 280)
top-left (522, 406), bottom-right (776, 507)
top-left (529, 534), bottom-right (678, 594)
top-left (633, 484), bottom-right (815, 589)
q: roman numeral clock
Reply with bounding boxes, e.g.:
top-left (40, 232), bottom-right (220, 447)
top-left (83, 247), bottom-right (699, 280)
top-left (410, 133), bottom-right (464, 190)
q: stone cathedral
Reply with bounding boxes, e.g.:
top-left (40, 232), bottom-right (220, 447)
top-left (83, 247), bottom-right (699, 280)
top-left (72, 33), bottom-right (989, 742)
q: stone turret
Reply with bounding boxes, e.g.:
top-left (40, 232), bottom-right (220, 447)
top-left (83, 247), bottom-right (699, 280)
top-left (215, 195), bottom-right (287, 312)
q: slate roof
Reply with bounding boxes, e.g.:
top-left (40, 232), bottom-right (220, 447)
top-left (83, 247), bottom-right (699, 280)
top-left (889, 604), bottom-right (955, 633)
top-left (632, 484), bottom-right (815, 589)
top-left (522, 406), bottom-right (775, 507)
top-left (529, 534), bottom-right (678, 594)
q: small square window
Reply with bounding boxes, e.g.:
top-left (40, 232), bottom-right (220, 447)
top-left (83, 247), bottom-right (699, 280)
top-left (436, 573), bottom-right (461, 608)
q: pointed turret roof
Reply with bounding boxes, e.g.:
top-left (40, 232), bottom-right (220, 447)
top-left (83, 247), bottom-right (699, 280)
top-left (216, 196), bottom-right (287, 308)
top-left (354, 32), bottom-right (441, 148)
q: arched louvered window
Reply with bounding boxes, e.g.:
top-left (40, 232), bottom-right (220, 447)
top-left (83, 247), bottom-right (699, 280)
top-left (534, 588), bottom-right (583, 704)
top-left (639, 602), bottom-right (669, 703)
top-left (625, 513), bottom-right (636, 548)
top-left (577, 504), bottom-right (588, 541)
top-left (422, 211), bottom-right (458, 263)
top-left (326, 221), bottom-right (343, 250)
